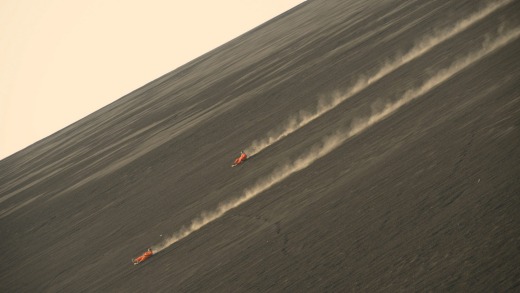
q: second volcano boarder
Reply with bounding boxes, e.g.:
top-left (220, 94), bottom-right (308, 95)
top-left (132, 248), bottom-right (153, 265)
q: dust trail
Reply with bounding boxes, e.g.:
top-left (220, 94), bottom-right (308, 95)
top-left (245, 0), bottom-right (512, 156)
top-left (152, 28), bottom-right (520, 253)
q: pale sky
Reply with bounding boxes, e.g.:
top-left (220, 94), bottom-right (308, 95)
top-left (0, 0), bottom-right (304, 160)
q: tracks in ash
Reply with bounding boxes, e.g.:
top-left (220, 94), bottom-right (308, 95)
top-left (232, 213), bottom-right (290, 256)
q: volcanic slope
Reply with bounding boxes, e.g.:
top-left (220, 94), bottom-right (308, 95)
top-left (1, 0), bottom-right (519, 292)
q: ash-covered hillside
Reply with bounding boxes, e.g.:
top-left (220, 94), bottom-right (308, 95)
top-left (1, 0), bottom-right (519, 291)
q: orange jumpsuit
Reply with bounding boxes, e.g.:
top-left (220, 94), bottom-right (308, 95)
top-left (133, 250), bottom-right (153, 264)
top-left (234, 152), bottom-right (247, 165)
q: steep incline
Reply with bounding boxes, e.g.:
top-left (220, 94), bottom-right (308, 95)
top-left (1, 0), bottom-right (519, 291)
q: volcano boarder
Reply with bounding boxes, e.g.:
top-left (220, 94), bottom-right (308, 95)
top-left (231, 151), bottom-right (248, 167)
top-left (132, 248), bottom-right (153, 265)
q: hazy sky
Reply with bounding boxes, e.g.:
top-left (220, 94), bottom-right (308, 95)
top-left (0, 0), bottom-right (304, 160)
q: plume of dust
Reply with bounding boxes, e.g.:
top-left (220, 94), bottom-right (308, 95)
top-left (152, 27), bottom-right (519, 253)
top-left (244, 0), bottom-right (512, 156)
